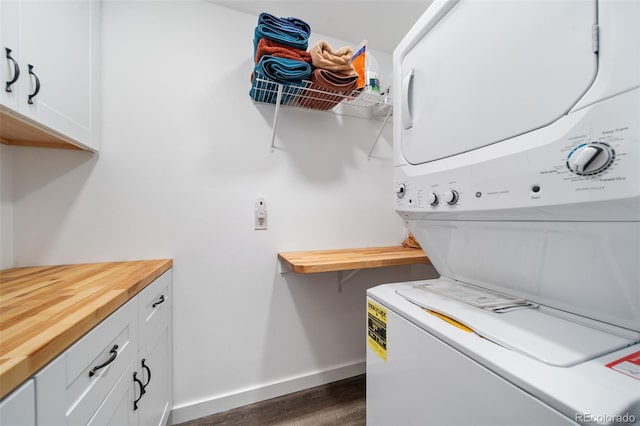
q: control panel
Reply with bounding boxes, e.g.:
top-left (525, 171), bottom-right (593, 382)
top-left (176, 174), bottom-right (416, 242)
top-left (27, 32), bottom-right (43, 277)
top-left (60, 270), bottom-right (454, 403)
top-left (394, 89), bottom-right (639, 220)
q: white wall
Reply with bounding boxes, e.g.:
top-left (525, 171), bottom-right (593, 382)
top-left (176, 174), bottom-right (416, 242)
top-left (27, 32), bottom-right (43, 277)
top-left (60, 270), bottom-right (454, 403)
top-left (10, 1), bottom-right (438, 423)
top-left (0, 145), bottom-right (13, 269)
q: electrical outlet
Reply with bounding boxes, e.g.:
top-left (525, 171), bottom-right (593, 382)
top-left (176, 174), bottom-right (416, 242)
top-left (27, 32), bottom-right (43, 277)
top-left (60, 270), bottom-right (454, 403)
top-left (255, 197), bottom-right (267, 230)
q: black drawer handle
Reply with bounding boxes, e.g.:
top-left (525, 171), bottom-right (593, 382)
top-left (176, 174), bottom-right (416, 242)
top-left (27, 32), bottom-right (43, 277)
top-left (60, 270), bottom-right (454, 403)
top-left (152, 294), bottom-right (165, 308)
top-left (5, 48), bottom-right (19, 92)
top-left (141, 358), bottom-right (151, 391)
top-left (89, 344), bottom-right (118, 377)
top-left (27, 64), bottom-right (40, 104)
top-left (133, 372), bottom-right (145, 411)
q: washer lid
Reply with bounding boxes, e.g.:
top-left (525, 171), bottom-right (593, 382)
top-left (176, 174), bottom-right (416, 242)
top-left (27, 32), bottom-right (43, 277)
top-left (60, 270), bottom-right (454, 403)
top-left (397, 280), bottom-right (640, 368)
top-left (398, 0), bottom-right (597, 165)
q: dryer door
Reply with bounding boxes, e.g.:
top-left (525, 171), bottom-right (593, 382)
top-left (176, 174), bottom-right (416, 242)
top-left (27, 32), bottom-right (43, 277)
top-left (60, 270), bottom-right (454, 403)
top-left (399, 0), bottom-right (597, 165)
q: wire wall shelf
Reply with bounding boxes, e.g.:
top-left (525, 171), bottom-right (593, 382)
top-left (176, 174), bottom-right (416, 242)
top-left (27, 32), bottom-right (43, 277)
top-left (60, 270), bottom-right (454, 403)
top-left (250, 73), bottom-right (393, 158)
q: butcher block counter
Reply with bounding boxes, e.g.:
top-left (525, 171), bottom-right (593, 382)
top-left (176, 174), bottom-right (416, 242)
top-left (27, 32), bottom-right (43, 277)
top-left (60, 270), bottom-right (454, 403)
top-left (278, 246), bottom-right (429, 273)
top-left (0, 259), bottom-right (173, 399)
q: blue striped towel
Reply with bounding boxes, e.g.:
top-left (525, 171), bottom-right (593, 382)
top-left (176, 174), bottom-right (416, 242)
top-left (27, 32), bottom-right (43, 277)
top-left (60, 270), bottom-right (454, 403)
top-left (253, 13), bottom-right (310, 52)
top-left (250, 56), bottom-right (312, 104)
top-left (258, 12), bottom-right (310, 38)
top-left (258, 13), bottom-right (310, 36)
top-left (253, 25), bottom-right (308, 52)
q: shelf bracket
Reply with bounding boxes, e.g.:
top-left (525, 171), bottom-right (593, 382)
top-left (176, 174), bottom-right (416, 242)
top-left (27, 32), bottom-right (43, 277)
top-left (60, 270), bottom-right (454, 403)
top-left (278, 259), bottom-right (292, 275)
top-left (337, 269), bottom-right (361, 293)
top-left (368, 105), bottom-right (393, 160)
top-left (270, 84), bottom-right (284, 152)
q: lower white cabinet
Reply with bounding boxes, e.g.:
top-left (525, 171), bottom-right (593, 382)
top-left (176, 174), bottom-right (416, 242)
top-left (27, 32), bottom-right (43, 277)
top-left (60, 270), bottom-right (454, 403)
top-left (135, 271), bottom-right (173, 426)
top-left (35, 269), bottom-right (172, 426)
top-left (0, 379), bottom-right (36, 426)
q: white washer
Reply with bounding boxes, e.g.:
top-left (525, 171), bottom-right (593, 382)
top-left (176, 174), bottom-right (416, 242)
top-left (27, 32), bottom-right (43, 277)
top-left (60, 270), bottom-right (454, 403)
top-left (367, 1), bottom-right (640, 425)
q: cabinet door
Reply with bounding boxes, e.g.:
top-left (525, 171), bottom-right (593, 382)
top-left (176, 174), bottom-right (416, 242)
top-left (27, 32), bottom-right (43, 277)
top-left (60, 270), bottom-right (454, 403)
top-left (87, 362), bottom-right (138, 426)
top-left (0, 379), bottom-right (35, 426)
top-left (137, 270), bottom-right (173, 426)
top-left (0, 0), bottom-right (19, 110)
top-left (16, 0), bottom-right (100, 150)
top-left (137, 327), bottom-right (172, 426)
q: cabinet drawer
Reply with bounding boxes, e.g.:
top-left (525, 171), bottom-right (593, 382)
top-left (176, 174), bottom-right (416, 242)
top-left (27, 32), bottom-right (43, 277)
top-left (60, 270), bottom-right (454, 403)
top-left (36, 297), bottom-right (138, 425)
top-left (138, 270), bottom-right (172, 351)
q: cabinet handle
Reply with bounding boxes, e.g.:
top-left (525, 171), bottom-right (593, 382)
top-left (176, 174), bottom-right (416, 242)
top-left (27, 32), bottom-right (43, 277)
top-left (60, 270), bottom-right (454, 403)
top-left (141, 358), bottom-right (151, 391)
top-left (89, 344), bottom-right (118, 377)
top-left (133, 372), bottom-right (145, 411)
top-left (27, 64), bottom-right (40, 104)
top-left (5, 48), bottom-right (19, 92)
top-left (152, 295), bottom-right (165, 308)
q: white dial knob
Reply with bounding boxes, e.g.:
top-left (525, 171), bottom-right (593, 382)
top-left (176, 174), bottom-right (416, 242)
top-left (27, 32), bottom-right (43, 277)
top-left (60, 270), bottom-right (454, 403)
top-left (395, 183), bottom-right (406, 198)
top-left (444, 190), bottom-right (459, 205)
top-left (566, 143), bottom-right (614, 176)
top-left (427, 192), bottom-right (439, 206)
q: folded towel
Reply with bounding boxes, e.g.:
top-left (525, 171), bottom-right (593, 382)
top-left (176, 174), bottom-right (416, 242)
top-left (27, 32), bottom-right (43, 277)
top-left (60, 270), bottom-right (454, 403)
top-left (253, 13), bottom-right (310, 53)
top-left (299, 68), bottom-right (359, 111)
top-left (254, 56), bottom-right (312, 84)
top-left (402, 232), bottom-right (422, 249)
top-left (258, 12), bottom-right (311, 38)
top-left (255, 38), bottom-right (312, 64)
top-left (310, 40), bottom-right (356, 76)
top-left (250, 56), bottom-right (312, 104)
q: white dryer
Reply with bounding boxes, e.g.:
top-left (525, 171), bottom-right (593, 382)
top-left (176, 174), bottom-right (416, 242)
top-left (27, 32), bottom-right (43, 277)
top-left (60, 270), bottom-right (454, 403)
top-left (367, 0), bottom-right (640, 425)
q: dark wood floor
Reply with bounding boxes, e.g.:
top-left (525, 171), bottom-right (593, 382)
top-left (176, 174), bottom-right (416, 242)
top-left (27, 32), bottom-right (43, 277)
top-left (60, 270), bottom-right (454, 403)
top-left (175, 375), bottom-right (366, 426)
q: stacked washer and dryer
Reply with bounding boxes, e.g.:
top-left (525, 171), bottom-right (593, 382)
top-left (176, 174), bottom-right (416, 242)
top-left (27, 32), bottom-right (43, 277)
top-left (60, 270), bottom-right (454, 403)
top-left (366, 1), bottom-right (640, 425)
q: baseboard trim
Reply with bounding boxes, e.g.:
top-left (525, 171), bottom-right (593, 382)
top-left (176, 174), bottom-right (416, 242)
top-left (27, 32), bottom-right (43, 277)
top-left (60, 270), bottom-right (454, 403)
top-left (170, 361), bottom-right (365, 425)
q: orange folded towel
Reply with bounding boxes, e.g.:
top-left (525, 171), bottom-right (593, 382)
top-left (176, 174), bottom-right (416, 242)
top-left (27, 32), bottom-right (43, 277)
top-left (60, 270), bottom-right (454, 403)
top-left (255, 38), bottom-right (312, 64)
top-left (310, 40), bottom-right (356, 76)
top-left (402, 232), bottom-right (422, 249)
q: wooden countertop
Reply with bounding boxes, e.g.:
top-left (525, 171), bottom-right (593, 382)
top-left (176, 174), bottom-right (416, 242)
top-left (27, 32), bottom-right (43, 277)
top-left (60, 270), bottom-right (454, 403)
top-left (278, 246), bottom-right (429, 274)
top-left (0, 259), bottom-right (173, 399)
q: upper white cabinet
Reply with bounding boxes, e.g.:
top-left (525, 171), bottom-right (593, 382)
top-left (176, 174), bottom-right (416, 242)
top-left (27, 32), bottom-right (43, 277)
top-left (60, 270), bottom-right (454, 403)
top-left (0, 0), bottom-right (19, 111)
top-left (0, 0), bottom-right (100, 151)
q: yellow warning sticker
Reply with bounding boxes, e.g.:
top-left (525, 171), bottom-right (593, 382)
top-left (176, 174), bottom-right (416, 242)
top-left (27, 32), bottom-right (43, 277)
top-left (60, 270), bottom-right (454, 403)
top-left (367, 300), bottom-right (387, 361)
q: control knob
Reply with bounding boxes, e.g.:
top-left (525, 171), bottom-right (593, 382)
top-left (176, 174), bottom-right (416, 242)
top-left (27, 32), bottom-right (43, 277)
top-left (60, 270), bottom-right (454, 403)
top-left (395, 183), bottom-right (406, 199)
top-left (444, 190), bottom-right (459, 205)
top-left (566, 142), bottom-right (614, 176)
top-left (427, 192), bottom-right (439, 206)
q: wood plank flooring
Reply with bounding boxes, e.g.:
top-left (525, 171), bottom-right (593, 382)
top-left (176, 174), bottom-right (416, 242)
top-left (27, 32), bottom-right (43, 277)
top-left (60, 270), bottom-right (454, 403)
top-left (175, 375), bottom-right (365, 426)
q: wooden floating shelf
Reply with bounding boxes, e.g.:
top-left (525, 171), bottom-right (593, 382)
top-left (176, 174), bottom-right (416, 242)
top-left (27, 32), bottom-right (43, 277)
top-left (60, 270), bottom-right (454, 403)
top-left (278, 246), bottom-right (430, 274)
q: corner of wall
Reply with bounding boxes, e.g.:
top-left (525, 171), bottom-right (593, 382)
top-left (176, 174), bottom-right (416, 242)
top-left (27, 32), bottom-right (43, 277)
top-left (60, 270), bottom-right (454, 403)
top-left (0, 144), bottom-right (14, 269)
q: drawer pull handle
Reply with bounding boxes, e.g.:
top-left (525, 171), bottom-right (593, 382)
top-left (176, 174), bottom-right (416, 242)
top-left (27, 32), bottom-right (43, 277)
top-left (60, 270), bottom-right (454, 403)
top-left (141, 358), bottom-right (151, 390)
top-left (89, 344), bottom-right (118, 377)
top-left (133, 372), bottom-right (145, 411)
top-left (152, 294), bottom-right (165, 308)
top-left (5, 48), bottom-right (19, 92)
top-left (27, 64), bottom-right (40, 104)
